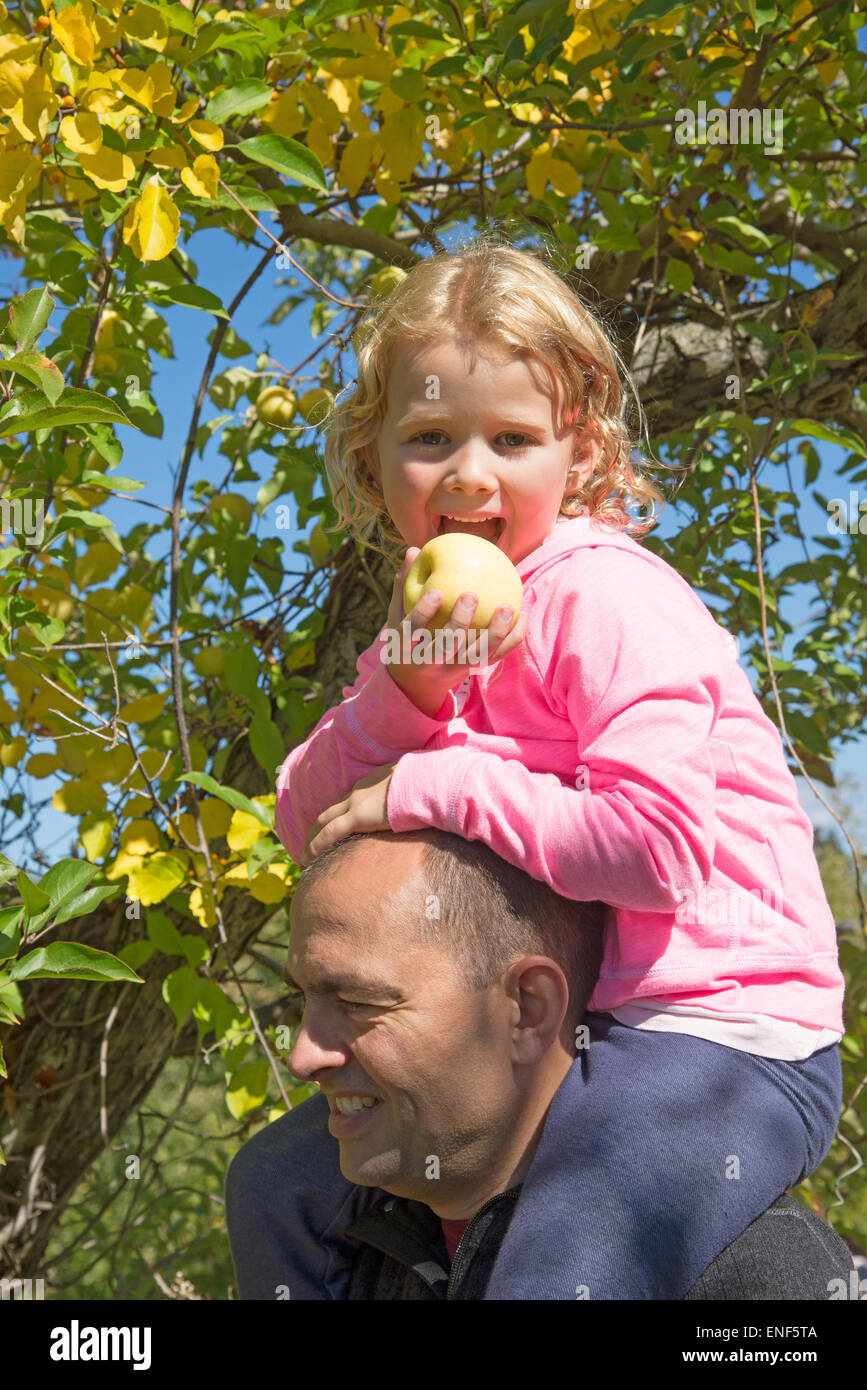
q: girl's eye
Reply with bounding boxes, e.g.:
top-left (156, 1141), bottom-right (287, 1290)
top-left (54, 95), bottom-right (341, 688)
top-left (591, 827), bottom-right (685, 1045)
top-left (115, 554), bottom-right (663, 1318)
top-left (410, 431), bottom-right (534, 449)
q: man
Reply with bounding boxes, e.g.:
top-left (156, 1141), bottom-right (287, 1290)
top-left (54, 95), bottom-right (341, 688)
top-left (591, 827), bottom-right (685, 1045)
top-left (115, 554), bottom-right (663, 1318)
top-left (226, 828), bottom-right (855, 1300)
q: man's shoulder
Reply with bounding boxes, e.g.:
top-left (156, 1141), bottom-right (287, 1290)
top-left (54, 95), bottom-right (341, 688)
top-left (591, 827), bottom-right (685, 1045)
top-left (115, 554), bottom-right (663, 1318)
top-left (685, 1195), bottom-right (856, 1301)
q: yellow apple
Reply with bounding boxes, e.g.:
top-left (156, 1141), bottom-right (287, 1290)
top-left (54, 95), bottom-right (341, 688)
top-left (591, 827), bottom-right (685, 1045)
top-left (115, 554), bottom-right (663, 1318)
top-left (403, 532), bottom-right (523, 633)
top-left (256, 385), bottom-right (298, 428)
top-left (297, 387), bottom-right (334, 425)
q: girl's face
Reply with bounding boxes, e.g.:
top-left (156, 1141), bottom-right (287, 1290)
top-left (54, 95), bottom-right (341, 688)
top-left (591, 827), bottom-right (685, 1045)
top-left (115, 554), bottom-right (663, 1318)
top-left (370, 335), bottom-right (594, 567)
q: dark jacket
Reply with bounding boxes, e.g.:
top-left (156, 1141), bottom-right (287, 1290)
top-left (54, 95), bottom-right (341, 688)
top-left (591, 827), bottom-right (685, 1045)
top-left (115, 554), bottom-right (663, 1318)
top-left (344, 1188), bottom-right (856, 1300)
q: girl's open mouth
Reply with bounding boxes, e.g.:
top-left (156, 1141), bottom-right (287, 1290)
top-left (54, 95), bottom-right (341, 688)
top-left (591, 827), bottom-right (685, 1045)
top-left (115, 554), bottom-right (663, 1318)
top-left (437, 515), bottom-right (505, 546)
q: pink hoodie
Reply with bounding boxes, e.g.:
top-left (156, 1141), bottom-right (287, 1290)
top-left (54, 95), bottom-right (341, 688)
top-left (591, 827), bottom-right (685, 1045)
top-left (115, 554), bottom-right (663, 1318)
top-left (275, 514), bottom-right (845, 1034)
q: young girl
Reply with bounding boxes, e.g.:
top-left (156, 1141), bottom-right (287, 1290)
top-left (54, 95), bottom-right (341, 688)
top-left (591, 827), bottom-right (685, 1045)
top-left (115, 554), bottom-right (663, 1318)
top-left (255, 238), bottom-right (844, 1300)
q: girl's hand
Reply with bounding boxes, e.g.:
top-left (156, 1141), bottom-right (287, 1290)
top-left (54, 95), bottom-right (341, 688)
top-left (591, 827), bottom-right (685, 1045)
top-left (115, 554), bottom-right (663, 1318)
top-left (384, 547), bottom-right (528, 717)
top-left (300, 761), bottom-right (398, 866)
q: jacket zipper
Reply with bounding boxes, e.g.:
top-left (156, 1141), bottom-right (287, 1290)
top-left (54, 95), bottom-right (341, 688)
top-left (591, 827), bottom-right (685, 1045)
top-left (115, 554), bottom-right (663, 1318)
top-left (446, 1189), bottom-right (519, 1299)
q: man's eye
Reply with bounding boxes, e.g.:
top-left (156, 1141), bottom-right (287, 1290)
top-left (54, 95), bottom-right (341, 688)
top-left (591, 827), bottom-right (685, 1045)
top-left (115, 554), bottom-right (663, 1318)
top-left (340, 999), bottom-right (373, 1012)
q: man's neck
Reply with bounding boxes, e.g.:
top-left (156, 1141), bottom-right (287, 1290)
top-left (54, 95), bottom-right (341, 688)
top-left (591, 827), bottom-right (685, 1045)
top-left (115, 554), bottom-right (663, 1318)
top-left (422, 1045), bottom-right (573, 1222)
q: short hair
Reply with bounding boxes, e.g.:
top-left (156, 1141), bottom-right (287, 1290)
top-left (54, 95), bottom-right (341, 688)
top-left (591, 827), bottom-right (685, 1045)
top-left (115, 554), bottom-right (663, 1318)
top-left (292, 828), bottom-right (606, 1036)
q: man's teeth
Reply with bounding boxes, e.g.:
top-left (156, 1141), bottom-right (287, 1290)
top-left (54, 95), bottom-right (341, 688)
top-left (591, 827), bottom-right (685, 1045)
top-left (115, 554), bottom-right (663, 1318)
top-left (334, 1095), bottom-right (378, 1114)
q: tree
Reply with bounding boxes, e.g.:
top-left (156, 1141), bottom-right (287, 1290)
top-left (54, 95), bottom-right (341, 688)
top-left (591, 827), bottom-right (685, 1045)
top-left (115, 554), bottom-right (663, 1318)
top-left (1, 0), bottom-right (865, 1292)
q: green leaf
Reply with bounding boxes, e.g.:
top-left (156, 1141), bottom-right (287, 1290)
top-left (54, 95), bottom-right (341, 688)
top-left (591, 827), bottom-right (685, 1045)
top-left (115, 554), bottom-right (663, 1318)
top-left (81, 470), bottom-right (145, 493)
top-left (0, 387), bottom-right (133, 438)
top-left (50, 883), bottom-right (122, 927)
top-left (225, 1058), bottom-right (269, 1119)
top-left (249, 714), bottom-right (284, 781)
top-left (664, 257), bottom-right (694, 291)
top-left (37, 857), bottom-right (98, 908)
top-left (214, 185), bottom-right (277, 213)
top-left (16, 870), bottom-right (51, 919)
top-left (780, 419), bottom-right (867, 459)
top-left (205, 80), bottom-right (272, 123)
top-left (178, 772), bottom-right (272, 826)
top-left (0, 350), bottom-right (65, 404)
top-left (8, 287), bottom-right (54, 351)
top-left (162, 963), bottom-right (202, 1030)
top-left (0, 906), bottom-right (22, 963)
top-left (8, 941), bottom-right (143, 984)
top-left (624, 0), bottom-right (688, 26)
top-left (0, 854), bottom-right (19, 890)
top-left (235, 135), bottom-right (328, 192)
top-left (152, 284), bottom-right (229, 317)
top-left (147, 910), bottom-right (186, 956)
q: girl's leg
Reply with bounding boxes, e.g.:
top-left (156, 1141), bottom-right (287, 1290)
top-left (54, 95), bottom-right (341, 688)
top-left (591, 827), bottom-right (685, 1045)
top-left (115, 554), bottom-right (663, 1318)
top-left (483, 1012), bottom-right (843, 1300)
top-left (225, 1092), bottom-right (381, 1299)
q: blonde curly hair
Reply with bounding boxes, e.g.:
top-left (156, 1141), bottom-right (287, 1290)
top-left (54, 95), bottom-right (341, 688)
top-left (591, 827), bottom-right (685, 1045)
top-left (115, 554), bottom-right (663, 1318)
top-left (322, 233), bottom-right (667, 568)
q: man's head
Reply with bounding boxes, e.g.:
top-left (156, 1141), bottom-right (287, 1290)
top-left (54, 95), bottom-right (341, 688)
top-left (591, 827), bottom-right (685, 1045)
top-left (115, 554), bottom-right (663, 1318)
top-left (286, 829), bottom-right (605, 1216)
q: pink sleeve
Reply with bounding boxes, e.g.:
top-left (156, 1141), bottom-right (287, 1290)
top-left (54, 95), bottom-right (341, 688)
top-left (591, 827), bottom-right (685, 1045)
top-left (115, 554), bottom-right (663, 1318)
top-left (386, 549), bottom-right (725, 912)
top-left (274, 624), bottom-right (457, 864)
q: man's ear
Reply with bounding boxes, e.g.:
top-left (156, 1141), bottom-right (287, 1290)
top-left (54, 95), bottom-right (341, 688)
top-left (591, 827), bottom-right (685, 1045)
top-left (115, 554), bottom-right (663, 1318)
top-left (502, 956), bottom-right (570, 1064)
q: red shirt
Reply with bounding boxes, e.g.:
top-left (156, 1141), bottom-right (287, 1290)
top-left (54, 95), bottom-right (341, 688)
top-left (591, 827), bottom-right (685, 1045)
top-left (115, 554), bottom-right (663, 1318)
top-left (441, 1217), bottom-right (471, 1263)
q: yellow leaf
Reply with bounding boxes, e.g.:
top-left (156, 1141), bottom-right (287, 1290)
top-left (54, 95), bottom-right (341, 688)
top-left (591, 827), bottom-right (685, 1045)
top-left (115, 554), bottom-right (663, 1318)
top-left (80, 810), bottom-right (116, 862)
top-left (0, 736), bottom-right (26, 768)
top-left (51, 5), bottom-right (95, 67)
top-left (127, 745), bottom-right (171, 791)
top-left (263, 92), bottom-right (304, 138)
top-left (148, 142), bottom-right (186, 171)
top-left (249, 867), bottom-right (288, 904)
top-left (89, 743), bottom-right (135, 784)
top-left (189, 881), bottom-right (217, 928)
top-left (226, 808), bottom-right (268, 854)
top-left (105, 848), bottom-right (145, 883)
top-left (188, 118), bottom-right (223, 151)
top-left (120, 2), bottom-right (169, 53)
top-left (172, 96), bottom-right (200, 126)
top-left (547, 155), bottom-right (581, 197)
top-left (180, 153), bottom-right (218, 199)
top-left (299, 84), bottom-right (342, 134)
top-left (118, 690), bottom-right (167, 724)
top-left (115, 61), bottom-right (175, 117)
top-left (74, 539), bottom-right (121, 589)
top-left (2, 62), bottom-right (58, 143)
top-left (79, 146), bottom-right (135, 191)
top-left (25, 753), bottom-right (61, 778)
top-left (340, 132), bottom-right (375, 197)
top-left (200, 797), bottom-right (232, 838)
top-left (122, 181), bottom-right (179, 262)
top-left (127, 853), bottom-right (187, 905)
top-left (668, 226), bottom-right (703, 254)
top-left (121, 817), bottom-right (162, 855)
top-left (60, 111), bottom-right (103, 156)
top-left (52, 778), bottom-right (107, 814)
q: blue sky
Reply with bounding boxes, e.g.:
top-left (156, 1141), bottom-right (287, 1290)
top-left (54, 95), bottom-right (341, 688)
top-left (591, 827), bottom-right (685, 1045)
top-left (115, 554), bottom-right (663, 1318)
top-left (5, 205), bottom-right (865, 873)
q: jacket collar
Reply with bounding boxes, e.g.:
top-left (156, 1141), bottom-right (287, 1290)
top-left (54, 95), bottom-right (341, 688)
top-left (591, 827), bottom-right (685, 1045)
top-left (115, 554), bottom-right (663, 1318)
top-left (345, 1187), bottom-right (521, 1298)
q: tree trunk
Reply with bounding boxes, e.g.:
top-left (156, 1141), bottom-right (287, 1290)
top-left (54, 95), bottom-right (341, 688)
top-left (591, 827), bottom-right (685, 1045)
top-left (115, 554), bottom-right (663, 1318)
top-left (0, 539), bottom-right (394, 1281)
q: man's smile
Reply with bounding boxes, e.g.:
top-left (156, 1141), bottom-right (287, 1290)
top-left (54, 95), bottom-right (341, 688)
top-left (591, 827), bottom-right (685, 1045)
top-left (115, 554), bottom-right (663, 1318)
top-left (327, 1094), bottom-right (384, 1138)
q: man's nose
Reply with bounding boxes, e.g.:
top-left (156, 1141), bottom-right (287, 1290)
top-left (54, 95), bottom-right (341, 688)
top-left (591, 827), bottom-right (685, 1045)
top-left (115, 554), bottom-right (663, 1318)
top-left (287, 1013), bottom-right (347, 1080)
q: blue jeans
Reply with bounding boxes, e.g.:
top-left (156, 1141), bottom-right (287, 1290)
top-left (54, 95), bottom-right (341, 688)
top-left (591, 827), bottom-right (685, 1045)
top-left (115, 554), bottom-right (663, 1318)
top-left (225, 1013), bottom-right (843, 1299)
